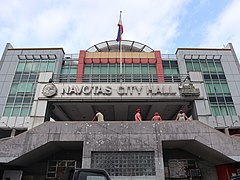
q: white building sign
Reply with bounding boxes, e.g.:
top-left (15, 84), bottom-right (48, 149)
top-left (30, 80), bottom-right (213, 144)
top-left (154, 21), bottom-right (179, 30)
top-left (61, 84), bottom-right (176, 96)
top-left (39, 83), bottom-right (203, 100)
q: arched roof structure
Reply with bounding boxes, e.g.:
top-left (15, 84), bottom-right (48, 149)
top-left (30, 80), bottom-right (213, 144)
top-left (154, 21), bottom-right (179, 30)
top-left (87, 40), bottom-right (154, 52)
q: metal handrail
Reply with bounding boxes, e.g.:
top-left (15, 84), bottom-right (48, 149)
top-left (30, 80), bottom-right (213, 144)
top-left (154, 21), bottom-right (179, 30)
top-left (52, 74), bottom-right (189, 83)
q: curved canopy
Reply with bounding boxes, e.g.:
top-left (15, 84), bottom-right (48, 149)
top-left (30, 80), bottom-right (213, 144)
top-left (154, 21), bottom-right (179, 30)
top-left (87, 40), bottom-right (154, 52)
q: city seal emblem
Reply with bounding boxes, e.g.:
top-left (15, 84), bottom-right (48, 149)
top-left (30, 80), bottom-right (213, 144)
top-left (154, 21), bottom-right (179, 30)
top-left (42, 83), bottom-right (57, 97)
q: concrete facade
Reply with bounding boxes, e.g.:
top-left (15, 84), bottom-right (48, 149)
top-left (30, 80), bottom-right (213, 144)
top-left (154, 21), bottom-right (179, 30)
top-left (0, 41), bottom-right (240, 180)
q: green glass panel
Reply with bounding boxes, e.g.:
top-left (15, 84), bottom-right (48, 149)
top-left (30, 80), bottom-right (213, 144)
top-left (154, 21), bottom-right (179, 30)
top-left (18, 83), bottom-right (27, 92)
top-left (26, 83), bottom-right (35, 92)
top-left (133, 65), bottom-right (140, 74)
top-left (39, 62), bottom-right (48, 71)
top-left (100, 65), bottom-right (108, 74)
top-left (20, 107), bottom-right (29, 116)
top-left (17, 62), bottom-right (25, 72)
top-left (92, 65), bottom-right (100, 74)
top-left (210, 105), bottom-right (220, 116)
top-left (215, 62), bottom-right (224, 72)
top-left (214, 83), bottom-right (222, 94)
top-left (172, 68), bottom-right (179, 75)
top-left (29, 74), bottom-right (37, 82)
top-left (109, 65), bottom-right (116, 74)
top-left (84, 65), bottom-right (92, 74)
top-left (22, 103), bottom-right (30, 107)
top-left (117, 65), bottom-right (120, 74)
top-left (200, 62), bottom-right (208, 73)
top-left (3, 107), bottom-right (12, 116)
top-left (24, 62), bottom-right (33, 72)
top-left (208, 62), bottom-right (216, 72)
top-left (193, 62), bottom-right (201, 71)
top-left (31, 62), bottom-right (39, 72)
top-left (227, 105), bottom-right (237, 115)
top-left (61, 68), bottom-right (69, 74)
top-left (221, 83), bottom-right (230, 94)
top-left (186, 62), bottom-right (193, 72)
top-left (23, 97), bottom-right (32, 103)
top-left (47, 62), bottom-right (55, 72)
top-left (12, 107), bottom-right (20, 116)
top-left (70, 68), bottom-right (77, 74)
top-left (141, 65), bottom-right (148, 74)
top-left (205, 83), bottom-right (210, 93)
top-left (149, 65), bottom-right (156, 74)
top-left (10, 84), bottom-right (18, 94)
top-left (219, 105), bottom-right (228, 115)
top-left (21, 74), bottom-right (29, 82)
top-left (163, 68), bottom-right (171, 75)
top-left (15, 97), bottom-right (23, 103)
top-left (209, 84), bottom-right (215, 93)
top-left (125, 65), bottom-right (132, 74)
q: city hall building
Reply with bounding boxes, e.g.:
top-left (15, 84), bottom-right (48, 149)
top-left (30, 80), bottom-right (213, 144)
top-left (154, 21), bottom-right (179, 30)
top-left (0, 40), bottom-right (240, 180)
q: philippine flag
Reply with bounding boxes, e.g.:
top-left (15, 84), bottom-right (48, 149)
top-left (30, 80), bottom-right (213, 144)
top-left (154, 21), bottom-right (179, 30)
top-left (116, 13), bottom-right (123, 42)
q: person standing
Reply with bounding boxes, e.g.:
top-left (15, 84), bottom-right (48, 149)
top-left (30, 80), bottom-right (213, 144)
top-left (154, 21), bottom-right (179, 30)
top-left (92, 110), bottom-right (104, 122)
top-left (135, 108), bottom-right (142, 121)
top-left (175, 110), bottom-right (189, 121)
top-left (152, 112), bottom-right (162, 121)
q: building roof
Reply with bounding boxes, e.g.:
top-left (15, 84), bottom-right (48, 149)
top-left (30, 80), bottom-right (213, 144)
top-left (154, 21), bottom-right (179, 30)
top-left (87, 40), bottom-right (154, 52)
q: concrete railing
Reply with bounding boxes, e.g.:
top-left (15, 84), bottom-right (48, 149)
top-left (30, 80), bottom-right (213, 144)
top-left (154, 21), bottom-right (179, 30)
top-left (0, 120), bottom-right (239, 163)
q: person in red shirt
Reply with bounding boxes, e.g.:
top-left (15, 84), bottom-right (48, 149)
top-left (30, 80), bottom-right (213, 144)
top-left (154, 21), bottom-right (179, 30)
top-left (152, 112), bottom-right (162, 121)
top-left (135, 108), bottom-right (142, 121)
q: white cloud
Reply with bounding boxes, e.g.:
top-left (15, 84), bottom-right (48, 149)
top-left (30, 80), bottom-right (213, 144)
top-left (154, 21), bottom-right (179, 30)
top-left (201, 0), bottom-right (240, 59)
top-left (0, 0), bottom-right (190, 54)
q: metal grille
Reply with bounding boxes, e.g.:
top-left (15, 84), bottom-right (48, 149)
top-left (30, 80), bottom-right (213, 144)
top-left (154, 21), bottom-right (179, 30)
top-left (168, 159), bottom-right (198, 178)
top-left (52, 74), bottom-right (188, 83)
top-left (91, 151), bottom-right (155, 176)
top-left (46, 160), bottom-right (76, 179)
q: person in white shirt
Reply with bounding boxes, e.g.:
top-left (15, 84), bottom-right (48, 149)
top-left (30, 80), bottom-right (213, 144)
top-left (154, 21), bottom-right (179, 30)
top-left (92, 110), bottom-right (104, 122)
top-left (175, 110), bottom-right (189, 121)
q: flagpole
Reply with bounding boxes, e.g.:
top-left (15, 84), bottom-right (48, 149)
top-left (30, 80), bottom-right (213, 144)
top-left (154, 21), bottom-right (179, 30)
top-left (116, 11), bottom-right (123, 82)
top-left (120, 36), bottom-right (122, 75)
top-left (119, 11), bottom-right (123, 81)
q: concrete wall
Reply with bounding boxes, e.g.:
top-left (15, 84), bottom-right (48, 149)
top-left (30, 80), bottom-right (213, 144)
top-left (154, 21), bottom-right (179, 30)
top-left (0, 121), bottom-right (239, 180)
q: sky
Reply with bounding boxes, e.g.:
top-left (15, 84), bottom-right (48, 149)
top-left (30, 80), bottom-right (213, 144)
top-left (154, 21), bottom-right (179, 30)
top-left (0, 0), bottom-right (240, 58)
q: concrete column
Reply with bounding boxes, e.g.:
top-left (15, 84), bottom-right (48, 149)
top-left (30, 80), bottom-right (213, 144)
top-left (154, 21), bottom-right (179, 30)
top-left (81, 142), bottom-right (91, 168)
top-left (10, 128), bottom-right (16, 137)
top-left (30, 72), bottom-right (53, 128)
top-left (155, 143), bottom-right (165, 180)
